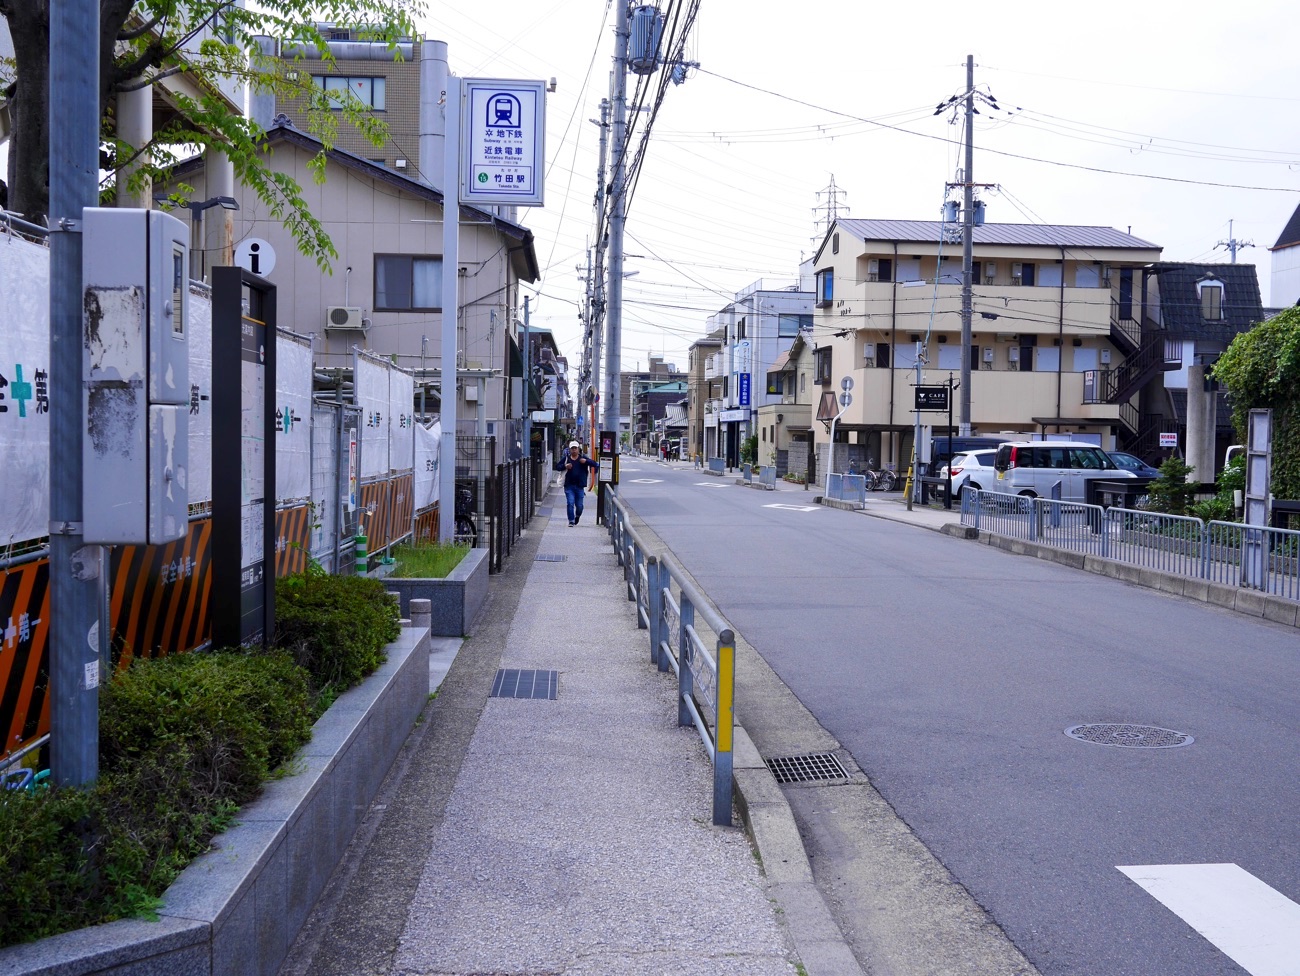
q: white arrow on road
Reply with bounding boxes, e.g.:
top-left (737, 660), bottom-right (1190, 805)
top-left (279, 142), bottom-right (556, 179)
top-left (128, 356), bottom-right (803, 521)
top-left (1118, 863), bottom-right (1300, 975)
top-left (694, 482), bottom-right (728, 488)
top-left (764, 503), bottom-right (820, 512)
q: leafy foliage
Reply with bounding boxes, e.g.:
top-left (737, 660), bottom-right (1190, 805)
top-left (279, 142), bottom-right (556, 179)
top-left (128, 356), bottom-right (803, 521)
top-left (275, 571), bottom-right (401, 699)
top-left (1, 1), bottom-right (425, 268)
top-left (0, 572), bottom-right (400, 948)
top-left (1213, 307), bottom-right (1300, 499)
top-left (1145, 456), bottom-right (1198, 516)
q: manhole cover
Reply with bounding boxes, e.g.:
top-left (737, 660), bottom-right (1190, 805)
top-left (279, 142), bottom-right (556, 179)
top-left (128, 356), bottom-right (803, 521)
top-left (766, 753), bottom-right (850, 784)
top-left (1065, 724), bottom-right (1193, 749)
top-left (490, 669), bottom-right (558, 700)
top-left (535, 554), bottom-right (567, 562)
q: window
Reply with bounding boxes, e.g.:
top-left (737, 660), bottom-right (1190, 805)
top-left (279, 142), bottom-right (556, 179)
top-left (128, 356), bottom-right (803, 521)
top-left (374, 255), bottom-right (442, 311)
top-left (815, 268), bottom-right (833, 308)
top-left (317, 75), bottom-right (387, 110)
top-left (1199, 280), bottom-right (1224, 320)
top-left (767, 373), bottom-right (784, 395)
top-left (814, 347), bottom-right (833, 385)
top-left (876, 258), bottom-right (893, 283)
top-left (736, 319), bottom-right (746, 340)
top-left (779, 314), bottom-right (810, 337)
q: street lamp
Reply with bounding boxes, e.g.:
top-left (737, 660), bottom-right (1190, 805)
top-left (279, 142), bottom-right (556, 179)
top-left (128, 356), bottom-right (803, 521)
top-left (157, 195), bottom-right (240, 281)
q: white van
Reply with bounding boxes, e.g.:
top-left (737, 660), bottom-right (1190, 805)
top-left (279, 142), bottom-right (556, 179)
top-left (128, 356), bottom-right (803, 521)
top-left (989, 441), bottom-right (1134, 502)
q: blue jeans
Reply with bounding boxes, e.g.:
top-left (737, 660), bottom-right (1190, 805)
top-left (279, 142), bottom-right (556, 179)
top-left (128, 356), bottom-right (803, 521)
top-left (564, 484), bottom-right (585, 523)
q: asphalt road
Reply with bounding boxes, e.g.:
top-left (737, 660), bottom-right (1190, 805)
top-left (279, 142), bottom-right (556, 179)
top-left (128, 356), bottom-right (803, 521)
top-left (616, 460), bottom-right (1300, 976)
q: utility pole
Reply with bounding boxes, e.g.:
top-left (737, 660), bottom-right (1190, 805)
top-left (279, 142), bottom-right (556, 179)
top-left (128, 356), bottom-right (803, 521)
top-left (603, 4), bottom-right (630, 442)
top-left (1216, 219), bottom-right (1253, 264)
top-left (588, 98), bottom-right (611, 440)
top-left (49, 0), bottom-right (103, 785)
top-left (959, 54), bottom-right (975, 437)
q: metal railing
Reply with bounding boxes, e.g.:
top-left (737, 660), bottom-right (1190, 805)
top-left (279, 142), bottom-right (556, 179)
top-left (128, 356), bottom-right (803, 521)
top-left (825, 473), bottom-right (868, 506)
top-left (962, 490), bottom-right (1300, 601)
top-left (605, 489), bottom-right (736, 825)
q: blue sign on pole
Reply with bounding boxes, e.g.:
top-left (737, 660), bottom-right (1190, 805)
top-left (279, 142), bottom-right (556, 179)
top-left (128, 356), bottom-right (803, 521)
top-left (739, 372), bottom-right (751, 407)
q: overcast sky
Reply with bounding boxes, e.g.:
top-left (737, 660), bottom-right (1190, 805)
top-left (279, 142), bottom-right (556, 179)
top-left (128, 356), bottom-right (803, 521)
top-left (423, 0), bottom-right (1300, 373)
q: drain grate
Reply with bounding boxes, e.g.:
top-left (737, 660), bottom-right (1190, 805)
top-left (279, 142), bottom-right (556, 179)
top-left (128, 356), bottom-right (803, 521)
top-left (766, 752), bottom-right (850, 784)
top-left (1065, 724), bottom-right (1193, 749)
top-left (535, 553), bottom-right (567, 562)
top-left (490, 668), bottom-right (558, 700)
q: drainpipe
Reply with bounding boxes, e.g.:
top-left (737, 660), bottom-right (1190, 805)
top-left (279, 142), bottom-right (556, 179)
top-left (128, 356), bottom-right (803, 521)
top-left (887, 241), bottom-right (898, 465)
top-left (1057, 246), bottom-right (1065, 433)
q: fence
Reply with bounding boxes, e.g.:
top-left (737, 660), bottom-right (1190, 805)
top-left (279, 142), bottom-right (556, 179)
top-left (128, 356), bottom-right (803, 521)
top-left (604, 488), bottom-right (735, 825)
top-left (825, 473), bottom-right (868, 507)
top-left (961, 490), bottom-right (1300, 601)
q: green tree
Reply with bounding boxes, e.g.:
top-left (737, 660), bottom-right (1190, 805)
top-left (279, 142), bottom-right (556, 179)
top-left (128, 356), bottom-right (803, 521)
top-left (0, 0), bottom-right (423, 269)
top-left (1212, 307), bottom-right (1300, 498)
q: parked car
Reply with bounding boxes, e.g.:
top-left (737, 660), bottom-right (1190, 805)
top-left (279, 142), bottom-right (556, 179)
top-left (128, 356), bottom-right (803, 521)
top-left (989, 441), bottom-right (1135, 502)
top-left (929, 436), bottom-right (1006, 479)
top-left (938, 449), bottom-right (999, 500)
top-left (1107, 451), bottom-right (1160, 478)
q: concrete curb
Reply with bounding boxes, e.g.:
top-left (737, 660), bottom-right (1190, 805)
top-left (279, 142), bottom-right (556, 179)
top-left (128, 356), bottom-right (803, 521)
top-left (732, 726), bottom-right (867, 976)
top-left (0, 626), bottom-right (431, 976)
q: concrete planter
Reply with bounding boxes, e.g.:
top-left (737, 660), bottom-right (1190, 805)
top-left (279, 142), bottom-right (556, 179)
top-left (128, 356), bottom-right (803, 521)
top-left (384, 546), bottom-right (489, 637)
top-left (0, 625), bottom-right (430, 976)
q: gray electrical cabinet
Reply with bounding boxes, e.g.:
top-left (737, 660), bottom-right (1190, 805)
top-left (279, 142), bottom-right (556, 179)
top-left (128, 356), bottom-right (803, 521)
top-left (82, 208), bottom-right (190, 544)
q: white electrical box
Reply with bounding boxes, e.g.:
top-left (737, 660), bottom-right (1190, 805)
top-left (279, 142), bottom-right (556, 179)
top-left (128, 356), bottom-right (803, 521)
top-left (82, 208), bottom-right (189, 545)
top-left (863, 342), bottom-right (876, 360)
top-left (1100, 348), bottom-right (1112, 364)
top-left (983, 347), bottom-right (994, 362)
top-left (1008, 346), bottom-right (1020, 362)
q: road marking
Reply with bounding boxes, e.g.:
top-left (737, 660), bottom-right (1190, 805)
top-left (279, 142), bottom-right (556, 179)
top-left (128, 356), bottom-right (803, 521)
top-left (695, 482), bottom-right (728, 488)
top-left (1118, 863), bottom-right (1300, 975)
top-left (629, 478), bottom-right (662, 484)
top-left (764, 503), bottom-right (820, 512)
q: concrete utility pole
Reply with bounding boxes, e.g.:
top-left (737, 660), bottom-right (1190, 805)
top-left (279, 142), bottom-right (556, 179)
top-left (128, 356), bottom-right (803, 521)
top-left (588, 98), bottom-right (611, 437)
top-left (959, 53), bottom-right (974, 437)
top-left (1216, 220), bottom-right (1253, 264)
top-left (602, 4), bottom-right (630, 440)
top-left (49, 0), bottom-right (103, 785)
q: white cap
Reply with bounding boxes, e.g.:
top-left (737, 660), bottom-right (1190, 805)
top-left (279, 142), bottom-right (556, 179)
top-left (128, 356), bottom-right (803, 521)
top-left (569, 441), bottom-right (581, 449)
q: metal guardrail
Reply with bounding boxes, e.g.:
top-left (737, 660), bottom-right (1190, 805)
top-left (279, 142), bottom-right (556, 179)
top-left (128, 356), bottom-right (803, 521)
top-left (605, 489), bottom-right (735, 825)
top-left (708, 457), bottom-right (726, 475)
top-left (962, 490), bottom-right (1300, 600)
top-left (758, 466), bottom-right (778, 490)
top-left (825, 473), bottom-right (868, 506)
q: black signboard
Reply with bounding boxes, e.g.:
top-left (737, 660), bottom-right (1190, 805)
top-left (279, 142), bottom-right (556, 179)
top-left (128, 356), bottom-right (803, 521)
top-left (915, 385), bottom-right (949, 411)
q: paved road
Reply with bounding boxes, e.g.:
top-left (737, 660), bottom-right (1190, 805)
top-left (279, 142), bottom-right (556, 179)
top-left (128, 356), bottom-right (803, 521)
top-left (616, 460), bottom-right (1300, 976)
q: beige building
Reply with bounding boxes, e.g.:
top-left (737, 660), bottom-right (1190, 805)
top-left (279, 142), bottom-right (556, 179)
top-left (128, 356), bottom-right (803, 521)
top-left (810, 219), bottom-right (1163, 479)
top-left (686, 331), bottom-right (723, 460)
top-left (171, 124), bottom-right (539, 439)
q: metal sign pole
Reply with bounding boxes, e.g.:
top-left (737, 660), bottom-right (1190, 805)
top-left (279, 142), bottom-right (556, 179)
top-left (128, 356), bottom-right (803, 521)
top-left (439, 76), bottom-right (461, 543)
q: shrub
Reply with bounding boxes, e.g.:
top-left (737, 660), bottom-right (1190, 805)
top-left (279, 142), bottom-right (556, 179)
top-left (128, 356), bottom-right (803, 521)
top-left (275, 571), bottom-right (400, 701)
top-left (0, 649), bottom-right (313, 948)
top-left (1146, 456), bottom-right (1198, 516)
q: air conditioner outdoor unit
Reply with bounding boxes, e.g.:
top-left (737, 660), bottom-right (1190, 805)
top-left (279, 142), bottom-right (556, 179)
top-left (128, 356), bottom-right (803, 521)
top-left (325, 306), bottom-right (365, 330)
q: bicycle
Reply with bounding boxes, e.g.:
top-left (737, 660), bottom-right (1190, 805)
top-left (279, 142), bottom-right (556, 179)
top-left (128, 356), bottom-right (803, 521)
top-left (454, 487), bottom-right (478, 545)
top-left (860, 458), bottom-right (898, 492)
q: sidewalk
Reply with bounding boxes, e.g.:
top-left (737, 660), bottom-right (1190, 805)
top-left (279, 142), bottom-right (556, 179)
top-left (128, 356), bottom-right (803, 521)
top-left (280, 482), bottom-right (807, 976)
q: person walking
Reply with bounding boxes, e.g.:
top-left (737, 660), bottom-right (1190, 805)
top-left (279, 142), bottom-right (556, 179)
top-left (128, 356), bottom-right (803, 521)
top-left (557, 440), bottom-right (599, 526)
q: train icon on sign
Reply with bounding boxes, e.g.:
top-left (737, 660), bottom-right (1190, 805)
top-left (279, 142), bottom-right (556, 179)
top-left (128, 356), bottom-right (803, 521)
top-left (487, 93), bottom-right (522, 129)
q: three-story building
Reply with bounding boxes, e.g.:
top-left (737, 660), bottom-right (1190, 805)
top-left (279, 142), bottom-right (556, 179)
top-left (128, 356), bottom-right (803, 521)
top-left (810, 218), bottom-right (1164, 480)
